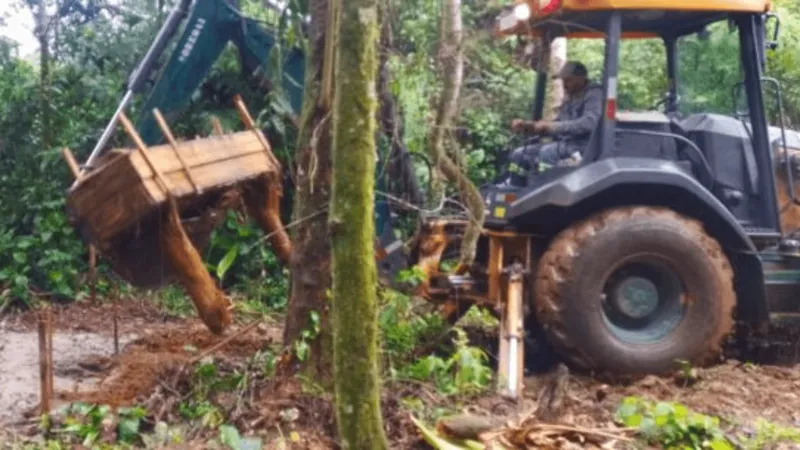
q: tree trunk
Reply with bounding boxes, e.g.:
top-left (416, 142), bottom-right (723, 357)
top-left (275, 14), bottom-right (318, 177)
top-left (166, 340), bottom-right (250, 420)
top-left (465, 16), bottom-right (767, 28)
top-left (545, 38), bottom-right (567, 120)
top-left (329, 0), bottom-right (388, 448)
top-left (378, 5), bottom-right (423, 207)
top-left (427, 0), bottom-right (484, 270)
top-left (35, 0), bottom-right (52, 149)
top-left (284, 0), bottom-right (334, 381)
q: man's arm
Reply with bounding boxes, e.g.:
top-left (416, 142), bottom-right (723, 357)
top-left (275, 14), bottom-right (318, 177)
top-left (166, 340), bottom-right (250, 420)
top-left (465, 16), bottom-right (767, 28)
top-left (550, 87), bottom-right (603, 137)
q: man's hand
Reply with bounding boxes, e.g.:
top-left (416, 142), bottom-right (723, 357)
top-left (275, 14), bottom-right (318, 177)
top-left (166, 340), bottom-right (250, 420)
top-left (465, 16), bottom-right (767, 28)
top-left (532, 120), bottom-right (554, 134)
top-left (511, 119), bottom-right (555, 134)
top-left (511, 119), bottom-right (531, 133)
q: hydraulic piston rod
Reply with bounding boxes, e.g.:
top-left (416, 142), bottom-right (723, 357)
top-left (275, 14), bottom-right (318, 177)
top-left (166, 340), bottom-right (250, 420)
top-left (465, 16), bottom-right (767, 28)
top-left (74, 0), bottom-right (194, 186)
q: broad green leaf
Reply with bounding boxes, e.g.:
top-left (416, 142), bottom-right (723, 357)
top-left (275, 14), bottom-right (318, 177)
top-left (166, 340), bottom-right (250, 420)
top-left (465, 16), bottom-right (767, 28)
top-left (118, 418), bottom-right (141, 443)
top-left (220, 424), bottom-right (242, 449)
top-left (217, 246), bottom-right (239, 281)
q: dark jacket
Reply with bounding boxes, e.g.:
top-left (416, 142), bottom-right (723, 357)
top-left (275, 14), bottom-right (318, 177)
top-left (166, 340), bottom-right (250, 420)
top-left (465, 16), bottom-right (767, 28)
top-left (550, 82), bottom-right (603, 151)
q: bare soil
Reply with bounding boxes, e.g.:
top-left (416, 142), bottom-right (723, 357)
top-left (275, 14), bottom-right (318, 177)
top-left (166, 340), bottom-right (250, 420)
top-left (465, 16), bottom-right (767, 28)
top-left (1, 301), bottom-right (799, 449)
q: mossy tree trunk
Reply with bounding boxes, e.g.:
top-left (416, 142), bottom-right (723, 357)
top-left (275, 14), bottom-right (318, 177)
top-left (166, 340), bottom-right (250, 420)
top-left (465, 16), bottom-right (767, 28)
top-left (284, 0), bottom-right (335, 381)
top-left (328, 0), bottom-right (388, 448)
top-left (427, 0), bottom-right (485, 270)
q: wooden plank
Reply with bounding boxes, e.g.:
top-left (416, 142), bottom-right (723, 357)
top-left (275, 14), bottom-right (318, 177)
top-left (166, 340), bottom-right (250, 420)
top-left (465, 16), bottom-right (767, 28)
top-left (76, 152), bottom-right (273, 243)
top-left (128, 132), bottom-right (264, 175)
top-left (79, 182), bottom-right (157, 243)
top-left (68, 138), bottom-right (268, 217)
top-left (134, 144), bottom-right (273, 199)
top-left (67, 154), bottom-right (145, 215)
top-left (142, 152), bottom-right (273, 203)
top-left (67, 127), bottom-right (279, 246)
top-left (118, 112), bottom-right (173, 196)
top-left (69, 131), bottom-right (262, 206)
top-left (61, 148), bottom-right (81, 179)
top-left (153, 108), bottom-right (201, 194)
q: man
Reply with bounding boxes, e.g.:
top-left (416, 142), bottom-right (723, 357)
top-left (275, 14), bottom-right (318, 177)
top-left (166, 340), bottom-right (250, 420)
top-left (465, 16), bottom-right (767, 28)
top-left (503, 61), bottom-right (603, 186)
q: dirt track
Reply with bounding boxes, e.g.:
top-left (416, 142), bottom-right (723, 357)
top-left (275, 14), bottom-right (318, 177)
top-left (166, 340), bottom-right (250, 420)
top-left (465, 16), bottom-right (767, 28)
top-left (1, 301), bottom-right (799, 448)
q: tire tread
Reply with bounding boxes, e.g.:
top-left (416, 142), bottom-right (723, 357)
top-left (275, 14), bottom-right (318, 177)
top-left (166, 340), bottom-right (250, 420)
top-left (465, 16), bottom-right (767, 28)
top-left (533, 206), bottom-right (736, 371)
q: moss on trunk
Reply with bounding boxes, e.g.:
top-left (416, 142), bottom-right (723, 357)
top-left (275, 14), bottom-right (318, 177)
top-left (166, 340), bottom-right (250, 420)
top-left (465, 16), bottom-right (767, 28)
top-left (329, 0), bottom-right (388, 448)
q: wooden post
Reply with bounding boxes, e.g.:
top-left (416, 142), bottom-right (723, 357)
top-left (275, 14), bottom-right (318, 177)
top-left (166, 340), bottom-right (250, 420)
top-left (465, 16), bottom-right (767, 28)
top-left (38, 308), bottom-right (53, 415)
top-left (117, 112), bottom-right (173, 197)
top-left (61, 148), bottom-right (81, 179)
top-left (210, 116), bottom-right (225, 136)
top-left (113, 279), bottom-right (119, 355)
top-left (232, 95), bottom-right (281, 170)
top-left (152, 108), bottom-right (201, 194)
top-left (89, 245), bottom-right (97, 303)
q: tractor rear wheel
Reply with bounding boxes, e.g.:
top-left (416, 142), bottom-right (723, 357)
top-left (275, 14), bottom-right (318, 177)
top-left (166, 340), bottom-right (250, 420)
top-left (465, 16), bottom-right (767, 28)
top-left (533, 206), bottom-right (736, 374)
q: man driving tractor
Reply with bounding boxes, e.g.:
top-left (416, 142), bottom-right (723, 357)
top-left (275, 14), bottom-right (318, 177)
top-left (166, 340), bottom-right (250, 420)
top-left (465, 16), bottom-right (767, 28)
top-left (503, 61), bottom-right (603, 186)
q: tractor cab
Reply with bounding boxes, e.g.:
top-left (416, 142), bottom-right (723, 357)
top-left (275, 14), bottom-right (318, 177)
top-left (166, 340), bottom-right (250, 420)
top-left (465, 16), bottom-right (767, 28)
top-left (483, 0), bottom-right (790, 237)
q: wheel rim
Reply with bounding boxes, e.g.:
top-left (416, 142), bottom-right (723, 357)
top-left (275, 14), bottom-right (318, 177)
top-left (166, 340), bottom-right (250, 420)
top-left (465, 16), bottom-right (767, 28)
top-left (600, 257), bottom-right (687, 344)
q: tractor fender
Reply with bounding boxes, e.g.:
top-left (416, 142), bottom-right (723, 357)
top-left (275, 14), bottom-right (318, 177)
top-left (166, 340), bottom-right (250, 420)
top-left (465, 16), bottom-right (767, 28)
top-left (507, 157), bottom-right (769, 324)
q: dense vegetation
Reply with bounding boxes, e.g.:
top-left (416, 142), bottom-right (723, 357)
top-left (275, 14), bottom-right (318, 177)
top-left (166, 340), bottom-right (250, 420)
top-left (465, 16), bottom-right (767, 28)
top-left (1, 0), bottom-right (797, 307)
top-left (3, 0), bottom-right (800, 448)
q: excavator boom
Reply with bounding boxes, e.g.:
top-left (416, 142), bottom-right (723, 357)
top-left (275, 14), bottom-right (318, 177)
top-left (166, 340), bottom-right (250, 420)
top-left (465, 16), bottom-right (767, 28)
top-left (80, 0), bottom-right (413, 283)
top-left (134, 0), bottom-right (305, 145)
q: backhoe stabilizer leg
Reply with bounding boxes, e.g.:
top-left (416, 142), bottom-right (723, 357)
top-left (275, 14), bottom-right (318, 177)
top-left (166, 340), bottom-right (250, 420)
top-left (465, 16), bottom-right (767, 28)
top-left (498, 262), bottom-right (526, 399)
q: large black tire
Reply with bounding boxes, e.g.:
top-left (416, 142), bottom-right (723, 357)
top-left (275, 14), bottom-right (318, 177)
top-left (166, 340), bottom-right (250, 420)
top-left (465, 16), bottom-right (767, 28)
top-left (533, 206), bottom-right (736, 374)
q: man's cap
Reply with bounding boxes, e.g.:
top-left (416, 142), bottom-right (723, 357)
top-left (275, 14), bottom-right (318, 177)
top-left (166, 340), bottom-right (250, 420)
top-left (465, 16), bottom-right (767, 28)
top-left (553, 61), bottom-right (588, 79)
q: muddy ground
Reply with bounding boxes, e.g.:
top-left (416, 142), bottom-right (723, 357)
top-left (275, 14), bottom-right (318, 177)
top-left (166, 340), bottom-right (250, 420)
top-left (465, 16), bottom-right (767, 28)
top-left (0, 300), bottom-right (799, 449)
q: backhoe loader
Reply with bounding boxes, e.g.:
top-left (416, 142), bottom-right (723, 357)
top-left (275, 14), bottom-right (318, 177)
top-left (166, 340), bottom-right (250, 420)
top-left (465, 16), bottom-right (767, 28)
top-left (406, 0), bottom-right (800, 395)
top-left (65, 0), bottom-right (800, 395)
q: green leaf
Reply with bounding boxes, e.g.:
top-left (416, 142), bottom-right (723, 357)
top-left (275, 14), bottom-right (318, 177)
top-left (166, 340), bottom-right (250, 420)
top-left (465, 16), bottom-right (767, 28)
top-left (13, 275), bottom-right (28, 288)
top-left (626, 413), bottom-right (644, 427)
top-left (220, 424), bottom-right (242, 449)
top-left (217, 246), bottom-right (239, 281)
top-left (710, 438), bottom-right (735, 450)
top-left (12, 251), bottom-right (26, 264)
top-left (654, 402), bottom-right (673, 417)
top-left (118, 418), bottom-right (141, 443)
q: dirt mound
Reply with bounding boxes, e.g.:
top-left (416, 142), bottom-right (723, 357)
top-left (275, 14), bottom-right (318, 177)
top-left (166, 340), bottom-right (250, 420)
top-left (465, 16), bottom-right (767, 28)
top-left (58, 322), bottom-right (274, 408)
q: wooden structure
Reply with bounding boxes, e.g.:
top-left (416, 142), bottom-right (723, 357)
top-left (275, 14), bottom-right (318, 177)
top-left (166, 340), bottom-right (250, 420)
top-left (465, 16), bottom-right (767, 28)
top-left (63, 96), bottom-right (290, 333)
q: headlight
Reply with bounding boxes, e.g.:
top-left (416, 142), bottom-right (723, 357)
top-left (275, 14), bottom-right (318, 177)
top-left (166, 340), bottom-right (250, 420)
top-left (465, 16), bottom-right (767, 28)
top-left (513, 3), bottom-right (531, 21)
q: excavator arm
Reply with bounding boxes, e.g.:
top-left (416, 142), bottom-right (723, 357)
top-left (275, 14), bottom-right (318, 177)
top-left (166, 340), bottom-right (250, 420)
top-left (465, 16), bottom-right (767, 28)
top-left (83, 0), bottom-right (412, 281)
top-left (134, 0), bottom-right (305, 145)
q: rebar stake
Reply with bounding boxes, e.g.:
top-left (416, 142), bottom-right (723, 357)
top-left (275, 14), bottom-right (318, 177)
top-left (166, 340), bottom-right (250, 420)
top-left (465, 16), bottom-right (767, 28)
top-left (38, 308), bottom-right (54, 416)
top-left (113, 279), bottom-right (120, 355)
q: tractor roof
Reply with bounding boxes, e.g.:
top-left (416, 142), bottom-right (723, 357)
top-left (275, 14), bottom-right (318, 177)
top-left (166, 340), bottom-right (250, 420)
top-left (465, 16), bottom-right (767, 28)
top-left (496, 0), bottom-right (773, 39)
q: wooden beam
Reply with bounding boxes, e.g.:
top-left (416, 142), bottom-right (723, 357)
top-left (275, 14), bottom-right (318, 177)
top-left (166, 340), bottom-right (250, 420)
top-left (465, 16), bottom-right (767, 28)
top-left (38, 308), bottom-right (53, 415)
top-left (117, 112), bottom-right (173, 197)
top-left (232, 94), bottom-right (281, 170)
top-left (61, 148), bottom-right (81, 180)
top-left (210, 116), bottom-right (224, 136)
top-left (152, 108), bottom-right (201, 194)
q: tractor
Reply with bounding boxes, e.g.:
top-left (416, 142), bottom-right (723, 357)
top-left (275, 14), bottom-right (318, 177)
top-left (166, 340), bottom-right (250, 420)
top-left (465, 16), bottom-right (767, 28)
top-left (408, 0), bottom-right (800, 394)
top-left (67, 0), bottom-right (800, 395)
